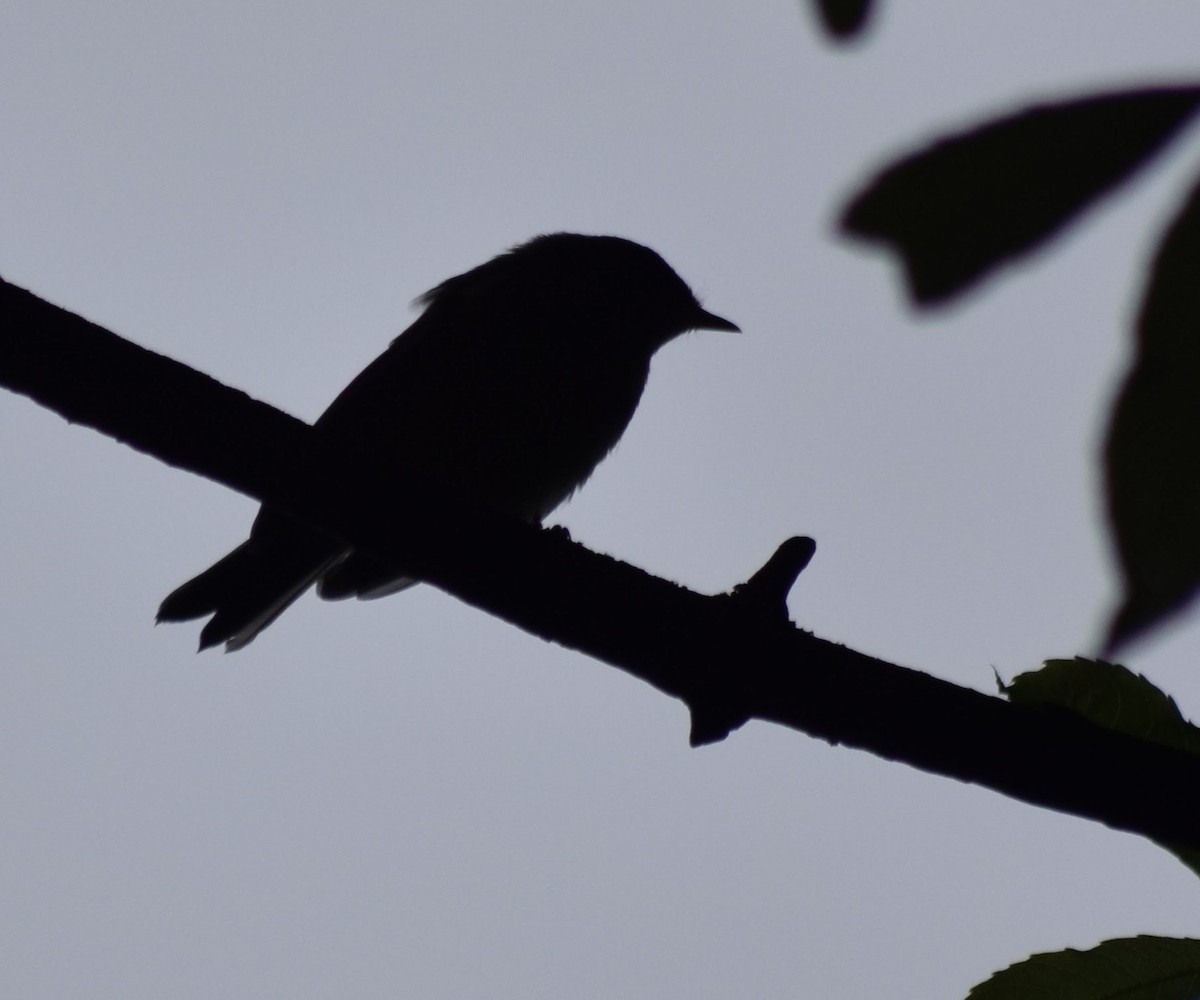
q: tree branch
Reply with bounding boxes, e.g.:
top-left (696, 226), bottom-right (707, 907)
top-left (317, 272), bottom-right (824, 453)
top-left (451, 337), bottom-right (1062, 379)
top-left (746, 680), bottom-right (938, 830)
top-left (4, 275), bottom-right (1200, 848)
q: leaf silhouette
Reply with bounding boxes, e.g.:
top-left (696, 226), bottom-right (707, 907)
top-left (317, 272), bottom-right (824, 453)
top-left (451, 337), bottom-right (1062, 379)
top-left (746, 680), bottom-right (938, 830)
top-left (1006, 658), bottom-right (1200, 875)
top-left (1006, 658), bottom-right (1200, 753)
top-left (841, 84), bottom-right (1200, 305)
top-left (964, 936), bottom-right (1200, 1000)
top-left (811, 0), bottom-right (874, 40)
top-left (1105, 171), bottom-right (1200, 653)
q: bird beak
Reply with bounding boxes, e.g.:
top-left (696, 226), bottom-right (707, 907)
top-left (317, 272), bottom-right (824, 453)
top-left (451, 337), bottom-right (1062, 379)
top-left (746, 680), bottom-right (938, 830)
top-left (691, 307), bottom-right (740, 333)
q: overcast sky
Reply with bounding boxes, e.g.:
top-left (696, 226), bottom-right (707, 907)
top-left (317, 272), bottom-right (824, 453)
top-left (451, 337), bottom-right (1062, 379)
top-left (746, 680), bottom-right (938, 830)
top-left (4, 2), bottom-right (1200, 998)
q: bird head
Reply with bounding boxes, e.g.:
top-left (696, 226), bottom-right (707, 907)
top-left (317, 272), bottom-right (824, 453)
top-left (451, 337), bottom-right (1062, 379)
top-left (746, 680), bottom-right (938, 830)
top-left (418, 233), bottom-right (738, 353)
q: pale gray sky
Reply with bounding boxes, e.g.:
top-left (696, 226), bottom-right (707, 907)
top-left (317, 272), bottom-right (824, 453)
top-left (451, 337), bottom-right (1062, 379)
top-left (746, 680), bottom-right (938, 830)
top-left (3, 2), bottom-right (1200, 997)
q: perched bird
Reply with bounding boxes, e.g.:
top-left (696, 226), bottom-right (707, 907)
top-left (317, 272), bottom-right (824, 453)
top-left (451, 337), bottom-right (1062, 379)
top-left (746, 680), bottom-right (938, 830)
top-left (158, 233), bottom-right (738, 651)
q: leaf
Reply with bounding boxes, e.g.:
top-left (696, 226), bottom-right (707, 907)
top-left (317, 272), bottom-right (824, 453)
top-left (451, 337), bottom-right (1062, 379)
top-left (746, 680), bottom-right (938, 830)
top-left (841, 84), bottom-right (1200, 305)
top-left (810, 0), bottom-right (874, 40)
top-left (1104, 170), bottom-right (1200, 653)
top-left (965, 936), bottom-right (1200, 1000)
top-left (1006, 658), bottom-right (1200, 876)
top-left (1006, 658), bottom-right (1200, 751)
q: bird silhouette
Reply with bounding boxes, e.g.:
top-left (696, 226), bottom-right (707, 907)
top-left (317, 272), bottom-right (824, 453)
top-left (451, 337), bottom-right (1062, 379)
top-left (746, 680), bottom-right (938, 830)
top-left (157, 233), bottom-right (738, 650)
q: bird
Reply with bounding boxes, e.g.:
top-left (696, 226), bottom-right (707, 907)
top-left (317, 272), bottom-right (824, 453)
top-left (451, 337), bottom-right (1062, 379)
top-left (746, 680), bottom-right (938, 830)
top-left (157, 233), bottom-right (738, 651)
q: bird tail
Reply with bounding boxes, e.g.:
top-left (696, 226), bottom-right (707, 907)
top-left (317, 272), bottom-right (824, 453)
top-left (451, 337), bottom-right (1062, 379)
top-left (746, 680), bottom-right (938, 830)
top-left (157, 533), bottom-right (342, 652)
top-left (315, 550), bottom-right (417, 601)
